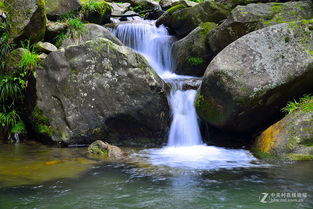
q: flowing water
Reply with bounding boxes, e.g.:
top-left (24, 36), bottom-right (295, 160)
top-left (1, 20), bottom-right (313, 208)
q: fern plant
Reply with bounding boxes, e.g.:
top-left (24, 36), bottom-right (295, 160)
top-left (282, 94), bottom-right (313, 114)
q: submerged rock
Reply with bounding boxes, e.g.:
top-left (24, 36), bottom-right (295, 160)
top-left (172, 22), bottom-right (217, 76)
top-left (61, 23), bottom-right (122, 48)
top-left (27, 38), bottom-right (170, 146)
top-left (196, 21), bottom-right (313, 133)
top-left (6, 0), bottom-right (46, 43)
top-left (88, 140), bottom-right (124, 158)
top-left (208, 1), bottom-right (313, 55)
top-left (253, 99), bottom-right (313, 161)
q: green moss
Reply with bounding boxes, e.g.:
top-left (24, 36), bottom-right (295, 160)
top-left (166, 4), bottom-right (187, 14)
top-left (187, 57), bottom-right (204, 66)
top-left (81, 0), bottom-right (112, 16)
top-left (195, 95), bottom-right (223, 124)
top-left (32, 106), bottom-right (55, 137)
top-left (251, 147), bottom-right (277, 160)
top-left (199, 22), bottom-right (217, 37)
top-left (288, 154), bottom-right (313, 161)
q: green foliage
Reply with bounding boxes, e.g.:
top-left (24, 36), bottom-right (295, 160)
top-left (187, 57), bottom-right (204, 66)
top-left (0, 110), bottom-right (20, 128)
top-left (0, 0), bottom-right (5, 10)
top-left (0, 76), bottom-right (24, 105)
top-left (55, 32), bottom-right (68, 47)
top-left (282, 94), bottom-right (313, 114)
top-left (133, 5), bottom-right (144, 13)
top-left (19, 41), bottom-right (39, 72)
top-left (11, 120), bottom-right (26, 134)
top-left (81, 0), bottom-right (112, 16)
top-left (66, 18), bottom-right (85, 38)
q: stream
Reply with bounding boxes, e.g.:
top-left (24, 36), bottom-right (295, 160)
top-left (0, 20), bottom-right (313, 209)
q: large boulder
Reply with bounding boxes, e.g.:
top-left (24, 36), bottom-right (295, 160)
top-left (28, 38), bottom-right (170, 146)
top-left (5, 0), bottom-right (46, 43)
top-left (195, 20), bottom-right (313, 133)
top-left (46, 0), bottom-right (81, 20)
top-left (156, 0), bottom-right (232, 36)
top-left (253, 98), bottom-right (313, 160)
top-left (172, 22), bottom-right (217, 76)
top-left (61, 23), bottom-right (122, 47)
top-left (208, 1), bottom-right (313, 55)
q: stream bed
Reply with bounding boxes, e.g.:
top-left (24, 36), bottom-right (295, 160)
top-left (0, 142), bottom-right (313, 209)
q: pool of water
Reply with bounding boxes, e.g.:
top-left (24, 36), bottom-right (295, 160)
top-left (0, 142), bottom-right (313, 209)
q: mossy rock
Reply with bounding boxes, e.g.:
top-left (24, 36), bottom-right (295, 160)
top-left (196, 21), bottom-right (313, 133)
top-left (156, 0), bottom-right (231, 36)
top-left (81, 0), bottom-right (112, 24)
top-left (208, 1), bottom-right (313, 54)
top-left (253, 100), bottom-right (313, 161)
top-left (46, 0), bottom-right (81, 20)
top-left (6, 0), bottom-right (46, 44)
top-left (172, 22), bottom-right (217, 76)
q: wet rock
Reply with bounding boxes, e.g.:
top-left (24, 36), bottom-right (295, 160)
top-left (182, 78), bottom-right (202, 90)
top-left (36, 42), bottom-right (58, 53)
top-left (61, 23), bottom-right (122, 48)
top-left (28, 38), bottom-right (170, 146)
top-left (172, 22), bottom-right (217, 76)
top-left (208, 1), bottom-right (313, 55)
top-left (253, 99), bottom-right (313, 161)
top-left (6, 0), bottom-right (46, 43)
top-left (196, 21), bottom-right (313, 133)
top-left (88, 140), bottom-right (124, 158)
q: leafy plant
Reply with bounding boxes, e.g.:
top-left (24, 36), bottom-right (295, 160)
top-left (55, 32), bottom-right (68, 47)
top-left (282, 94), bottom-right (313, 114)
top-left (0, 76), bottom-right (24, 105)
top-left (0, 110), bottom-right (20, 128)
top-left (0, 32), bottom-right (14, 71)
top-left (11, 120), bottom-right (26, 134)
top-left (66, 18), bottom-right (85, 38)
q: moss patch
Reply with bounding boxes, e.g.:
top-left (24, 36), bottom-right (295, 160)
top-left (32, 106), bottom-right (55, 137)
top-left (195, 95), bottom-right (223, 124)
top-left (166, 4), bottom-right (187, 14)
top-left (288, 154), bottom-right (313, 161)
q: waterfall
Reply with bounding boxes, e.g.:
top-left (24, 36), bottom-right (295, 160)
top-left (113, 20), bottom-right (258, 169)
top-left (114, 20), bottom-right (203, 147)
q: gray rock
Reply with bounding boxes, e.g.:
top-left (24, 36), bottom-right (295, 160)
top-left (88, 140), bottom-right (124, 158)
top-left (6, 0), bottom-right (46, 43)
top-left (110, 2), bottom-right (131, 16)
top-left (36, 42), bottom-right (58, 53)
top-left (45, 21), bottom-right (68, 43)
top-left (29, 38), bottom-right (170, 146)
top-left (208, 1), bottom-right (313, 55)
top-left (46, 0), bottom-right (81, 20)
top-left (61, 23), bottom-right (122, 48)
top-left (196, 21), bottom-right (313, 133)
top-left (254, 100), bottom-right (313, 161)
top-left (182, 78), bottom-right (202, 90)
top-left (159, 0), bottom-right (187, 10)
top-left (172, 22), bottom-right (217, 76)
top-left (4, 48), bottom-right (28, 75)
top-left (156, 0), bottom-right (231, 36)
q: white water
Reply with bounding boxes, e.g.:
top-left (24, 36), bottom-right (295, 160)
top-left (113, 20), bottom-right (259, 170)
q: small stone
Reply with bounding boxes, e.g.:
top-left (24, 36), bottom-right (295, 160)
top-left (36, 42), bottom-right (58, 53)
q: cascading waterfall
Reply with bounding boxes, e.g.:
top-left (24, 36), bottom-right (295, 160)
top-left (114, 20), bottom-right (203, 147)
top-left (113, 20), bottom-right (258, 169)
